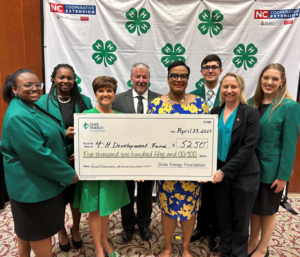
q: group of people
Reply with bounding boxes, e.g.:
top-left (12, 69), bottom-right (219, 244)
top-left (1, 54), bottom-right (299, 257)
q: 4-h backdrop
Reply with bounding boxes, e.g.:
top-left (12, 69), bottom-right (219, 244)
top-left (44, 0), bottom-right (300, 106)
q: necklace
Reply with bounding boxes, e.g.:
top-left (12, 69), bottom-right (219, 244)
top-left (167, 93), bottom-right (187, 104)
top-left (58, 96), bottom-right (71, 104)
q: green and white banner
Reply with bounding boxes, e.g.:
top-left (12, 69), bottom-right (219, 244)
top-left (44, 0), bottom-right (300, 105)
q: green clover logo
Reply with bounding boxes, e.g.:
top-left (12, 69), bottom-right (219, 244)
top-left (232, 43), bottom-right (258, 70)
top-left (75, 74), bottom-right (82, 92)
top-left (198, 9), bottom-right (224, 38)
top-left (92, 40), bottom-right (117, 67)
top-left (75, 73), bottom-right (81, 85)
top-left (195, 78), bottom-right (205, 89)
top-left (127, 80), bottom-right (151, 88)
top-left (161, 43), bottom-right (186, 68)
top-left (125, 8), bottom-right (151, 36)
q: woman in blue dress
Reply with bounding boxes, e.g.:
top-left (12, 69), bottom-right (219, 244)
top-left (147, 61), bottom-right (208, 257)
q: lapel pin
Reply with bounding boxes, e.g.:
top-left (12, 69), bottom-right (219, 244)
top-left (236, 118), bottom-right (240, 121)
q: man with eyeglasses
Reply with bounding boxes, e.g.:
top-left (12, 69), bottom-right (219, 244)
top-left (189, 54), bottom-right (223, 252)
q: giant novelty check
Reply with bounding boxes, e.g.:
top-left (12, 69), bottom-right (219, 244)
top-left (74, 114), bottom-right (218, 181)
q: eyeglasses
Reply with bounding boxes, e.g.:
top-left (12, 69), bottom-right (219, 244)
top-left (202, 66), bottom-right (220, 72)
top-left (20, 83), bottom-right (44, 90)
top-left (168, 73), bottom-right (189, 81)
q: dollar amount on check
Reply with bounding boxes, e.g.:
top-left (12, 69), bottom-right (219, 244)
top-left (74, 114), bottom-right (218, 181)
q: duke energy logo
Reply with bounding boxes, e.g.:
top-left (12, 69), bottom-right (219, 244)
top-left (254, 9), bottom-right (299, 19)
top-left (83, 122), bottom-right (105, 132)
top-left (83, 122), bottom-right (89, 129)
top-left (50, 3), bottom-right (96, 15)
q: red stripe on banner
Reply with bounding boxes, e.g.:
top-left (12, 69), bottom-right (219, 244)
top-left (284, 20), bottom-right (293, 25)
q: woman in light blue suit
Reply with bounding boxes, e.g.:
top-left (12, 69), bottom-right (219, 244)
top-left (1, 69), bottom-right (78, 257)
top-left (247, 63), bottom-right (300, 257)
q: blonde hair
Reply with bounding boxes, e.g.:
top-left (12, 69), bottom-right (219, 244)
top-left (220, 72), bottom-right (248, 105)
top-left (252, 63), bottom-right (293, 112)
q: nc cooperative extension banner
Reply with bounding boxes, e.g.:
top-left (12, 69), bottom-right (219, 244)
top-left (44, 0), bottom-right (300, 106)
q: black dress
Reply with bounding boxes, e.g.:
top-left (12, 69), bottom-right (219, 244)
top-left (252, 103), bottom-right (284, 216)
top-left (58, 98), bottom-right (76, 205)
top-left (10, 193), bottom-right (65, 241)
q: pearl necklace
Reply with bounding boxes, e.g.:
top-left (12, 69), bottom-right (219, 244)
top-left (167, 93), bottom-right (187, 104)
top-left (58, 96), bottom-right (71, 104)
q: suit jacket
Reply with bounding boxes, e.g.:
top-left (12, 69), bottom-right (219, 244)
top-left (248, 97), bottom-right (300, 183)
top-left (112, 89), bottom-right (162, 113)
top-left (36, 90), bottom-right (93, 154)
top-left (211, 104), bottom-right (260, 180)
top-left (1, 97), bottom-right (76, 203)
top-left (190, 84), bottom-right (221, 108)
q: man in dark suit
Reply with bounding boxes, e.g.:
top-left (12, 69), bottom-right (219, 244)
top-left (112, 63), bottom-right (161, 243)
top-left (189, 54), bottom-right (223, 252)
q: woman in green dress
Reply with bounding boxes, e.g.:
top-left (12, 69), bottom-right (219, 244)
top-left (73, 76), bottom-right (130, 257)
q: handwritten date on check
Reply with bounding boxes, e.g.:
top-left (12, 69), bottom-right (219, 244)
top-left (74, 114), bottom-right (218, 181)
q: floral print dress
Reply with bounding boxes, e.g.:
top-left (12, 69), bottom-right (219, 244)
top-left (147, 96), bottom-right (209, 221)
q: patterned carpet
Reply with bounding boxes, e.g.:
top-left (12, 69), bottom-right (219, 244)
top-left (1, 199), bottom-right (300, 257)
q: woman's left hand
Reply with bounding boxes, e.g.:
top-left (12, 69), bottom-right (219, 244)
top-left (65, 126), bottom-right (75, 139)
top-left (271, 179), bottom-right (286, 193)
top-left (68, 154), bottom-right (74, 164)
top-left (212, 171), bottom-right (224, 184)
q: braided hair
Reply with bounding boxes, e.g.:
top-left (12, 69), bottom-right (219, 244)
top-left (46, 64), bottom-right (88, 113)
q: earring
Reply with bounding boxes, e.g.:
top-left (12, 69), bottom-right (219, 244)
top-left (278, 85), bottom-right (282, 90)
top-left (14, 92), bottom-right (18, 97)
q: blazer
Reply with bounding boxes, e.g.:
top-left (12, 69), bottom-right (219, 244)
top-left (190, 84), bottom-right (221, 108)
top-left (211, 104), bottom-right (261, 180)
top-left (36, 90), bottom-right (93, 154)
top-left (248, 97), bottom-right (300, 183)
top-left (1, 97), bottom-right (76, 203)
top-left (112, 89), bottom-right (162, 113)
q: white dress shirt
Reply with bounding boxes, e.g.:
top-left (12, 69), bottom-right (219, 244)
top-left (205, 82), bottom-right (220, 106)
top-left (132, 89), bottom-right (148, 114)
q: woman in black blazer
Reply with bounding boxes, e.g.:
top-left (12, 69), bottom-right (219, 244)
top-left (211, 72), bottom-right (261, 257)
